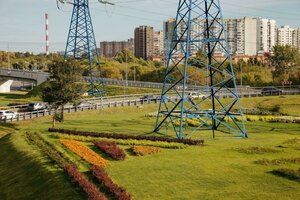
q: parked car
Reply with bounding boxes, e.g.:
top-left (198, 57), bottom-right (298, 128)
top-left (0, 110), bottom-right (17, 120)
top-left (140, 95), bottom-right (161, 101)
top-left (261, 87), bottom-right (282, 96)
top-left (77, 101), bottom-right (94, 107)
top-left (187, 92), bottom-right (206, 99)
top-left (28, 102), bottom-right (47, 111)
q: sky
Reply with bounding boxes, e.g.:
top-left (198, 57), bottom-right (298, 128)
top-left (0, 0), bottom-right (299, 53)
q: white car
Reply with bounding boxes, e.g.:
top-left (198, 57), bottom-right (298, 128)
top-left (187, 92), bottom-right (206, 99)
top-left (0, 110), bottom-right (17, 120)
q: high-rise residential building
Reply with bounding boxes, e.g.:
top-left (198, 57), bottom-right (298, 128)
top-left (134, 26), bottom-right (154, 60)
top-left (163, 18), bottom-right (176, 54)
top-left (243, 17), bottom-right (258, 56)
top-left (100, 39), bottom-right (134, 58)
top-left (277, 25), bottom-right (296, 46)
top-left (153, 31), bottom-right (164, 56)
top-left (255, 18), bottom-right (276, 54)
top-left (163, 17), bottom-right (276, 57)
top-left (224, 18), bottom-right (245, 55)
top-left (293, 28), bottom-right (300, 52)
top-left (127, 38), bottom-right (134, 55)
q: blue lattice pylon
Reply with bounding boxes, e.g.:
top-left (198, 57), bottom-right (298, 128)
top-left (155, 0), bottom-right (247, 139)
top-left (64, 0), bottom-right (105, 96)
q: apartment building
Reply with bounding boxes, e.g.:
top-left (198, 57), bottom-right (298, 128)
top-left (293, 28), bottom-right (300, 52)
top-left (163, 17), bottom-right (277, 57)
top-left (153, 31), bottom-right (164, 56)
top-left (134, 26), bottom-right (154, 60)
top-left (277, 25), bottom-right (295, 46)
top-left (100, 39), bottom-right (134, 58)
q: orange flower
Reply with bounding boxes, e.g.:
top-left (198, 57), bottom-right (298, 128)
top-left (61, 139), bottom-right (107, 167)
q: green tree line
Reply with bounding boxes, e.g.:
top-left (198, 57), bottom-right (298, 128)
top-left (0, 45), bottom-right (299, 86)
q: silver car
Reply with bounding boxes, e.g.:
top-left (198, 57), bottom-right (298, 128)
top-left (0, 110), bottom-right (17, 120)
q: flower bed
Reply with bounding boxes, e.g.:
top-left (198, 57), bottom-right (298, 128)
top-left (65, 165), bottom-right (108, 200)
top-left (93, 141), bottom-right (126, 161)
top-left (60, 139), bottom-right (107, 167)
top-left (49, 128), bottom-right (204, 146)
top-left (91, 165), bottom-right (132, 200)
top-left (54, 133), bottom-right (187, 149)
top-left (131, 146), bottom-right (161, 156)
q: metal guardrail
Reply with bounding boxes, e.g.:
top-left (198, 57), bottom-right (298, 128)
top-left (1, 90), bottom-right (299, 123)
top-left (2, 97), bottom-right (161, 123)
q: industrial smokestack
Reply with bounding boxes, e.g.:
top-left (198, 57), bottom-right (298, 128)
top-left (45, 13), bottom-right (49, 55)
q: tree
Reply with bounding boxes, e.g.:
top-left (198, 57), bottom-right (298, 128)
top-left (270, 45), bottom-right (300, 82)
top-left (42, 58), bottom-right (85, 127)
top-left (115, 49), bottom-right (134, 63)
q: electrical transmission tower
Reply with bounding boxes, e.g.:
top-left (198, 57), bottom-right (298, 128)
top-left (155, 0), bottom-right (247, 139)
top-left (57, 0), bottom-right (114, 96)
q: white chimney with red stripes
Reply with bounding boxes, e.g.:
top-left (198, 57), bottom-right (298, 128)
top-left (45, 13), bottom-right (49, 55)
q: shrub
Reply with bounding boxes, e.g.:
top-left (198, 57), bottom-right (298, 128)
top-left (255, 157), bottom-right (300, 166)
top-left (60, 139), bottom-right (107, 167)
top-left (235, 146), bottom-right (281, 154)
top-left (91, 165), bottom-right (132, 200)
top-left (131, 146), bottom-right (161, 156)
top-left (271, 168), bottom-right (300, 182)
top-left (64, 165), bottom-right (108, 200)
top-left (93, 141), bottom-right (126, 161)
top-left (54, 133), bottom-right (188, 149)
top-left (49, 128), bottom-right (204, 146)
top-left (25, 132), bottom-right (73, 168)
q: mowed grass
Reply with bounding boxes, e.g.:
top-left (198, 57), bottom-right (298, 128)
top-left (0, 85), bottom-right (160, 107)
top-left (0, 92), bottom-right (39, 106)
top-left (0, 132), bottom-right (86, 200)
top-left (0, 95), bottom-right (299, 200)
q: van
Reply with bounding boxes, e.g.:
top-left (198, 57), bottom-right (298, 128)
top-left (28, 102), bottom-right (47, 111)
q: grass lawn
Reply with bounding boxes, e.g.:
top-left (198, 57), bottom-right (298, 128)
top-left (0, 85), bottom-right (160, 107)
top-left (0, 92), bottom-right (39, 107)
top-left (0, 95), bottom-right (299, 199)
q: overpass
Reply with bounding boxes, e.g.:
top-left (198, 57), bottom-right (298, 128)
top-left (0, 68), bottom-right (50, 86)
top-left (0, 67), bottom-right (164, 89)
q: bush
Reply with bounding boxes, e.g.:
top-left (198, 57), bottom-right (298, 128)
top-left (49, 128), bottom-right (204, 146)
top-left (64, 165), bottom-right (108, 200)
top-left (54, 133), bottom-right (188, 149)
top-left (25, 132), bottom-right (73, 168)
top-left (60, 139), bottom-right (107, 167)
top-left (93, 141), bottom-right (126, 161)
top-left (271, 168), bottom-right (300, 182)
top-left (131, 146), bottom-right (161, 156)
top-left (91, 165), bottom-right (132, 200)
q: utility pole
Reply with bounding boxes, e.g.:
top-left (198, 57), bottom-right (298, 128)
top-left (7, 43), bottom-right (10, 69)
top-left (133, 59), bottom-right (136, 82)
top-left (240, 59), bottom-right (243, 87)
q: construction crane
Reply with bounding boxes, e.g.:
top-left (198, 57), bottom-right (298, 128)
top-left (56, 0), bottom-right (114, 96)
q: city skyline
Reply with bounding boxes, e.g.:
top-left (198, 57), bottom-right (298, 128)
top-left (0, 0), bottom-right (299, 53)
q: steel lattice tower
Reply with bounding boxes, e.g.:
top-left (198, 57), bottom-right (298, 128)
top-left (155, 0), bottom-right (247, 139)
top-left (64, 0), bottom-right (105, 96)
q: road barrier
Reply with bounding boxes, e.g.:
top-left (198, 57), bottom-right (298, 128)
top-left (1, 90), bottom-right (299, 123)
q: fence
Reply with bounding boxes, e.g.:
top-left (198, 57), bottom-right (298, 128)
top-left (1, 90), bottom-right (300, 123)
